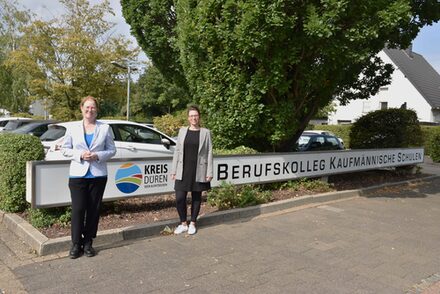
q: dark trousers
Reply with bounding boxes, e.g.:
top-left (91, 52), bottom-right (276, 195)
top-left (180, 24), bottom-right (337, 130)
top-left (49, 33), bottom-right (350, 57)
top-left (68, 177), bottom-right (107, 245)
top-left (175, 191), bottom-right (202, 223)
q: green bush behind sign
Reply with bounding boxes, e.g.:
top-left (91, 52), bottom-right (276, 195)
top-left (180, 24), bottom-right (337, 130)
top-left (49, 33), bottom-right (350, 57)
top-left (0, 133), bottom-right (45, 212)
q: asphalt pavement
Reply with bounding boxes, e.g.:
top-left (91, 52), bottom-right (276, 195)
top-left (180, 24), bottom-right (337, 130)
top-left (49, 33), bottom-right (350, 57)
top-left (1, 160), bottom-right (439, 293)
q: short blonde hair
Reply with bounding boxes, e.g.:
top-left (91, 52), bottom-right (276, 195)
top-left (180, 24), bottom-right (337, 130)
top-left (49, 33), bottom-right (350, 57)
top-left (80, 96), bottom-right (99, 111)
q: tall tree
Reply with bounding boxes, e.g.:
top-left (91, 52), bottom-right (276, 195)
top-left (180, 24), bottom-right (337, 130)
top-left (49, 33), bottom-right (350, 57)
top-left (0, 0), bottom-right (31, 113)
top-left (121, 0), bottom-right (188, 92)
top-left (136, 64), bottom-right (191, 118)
top-left (122, 0), bottom-right (440, 151)
top-left (5, 0), bottom-right (139, 120)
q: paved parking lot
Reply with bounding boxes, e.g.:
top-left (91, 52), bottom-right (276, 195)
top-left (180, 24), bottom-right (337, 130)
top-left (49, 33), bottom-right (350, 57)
top-left (1, 175), bottom-right (439, 293)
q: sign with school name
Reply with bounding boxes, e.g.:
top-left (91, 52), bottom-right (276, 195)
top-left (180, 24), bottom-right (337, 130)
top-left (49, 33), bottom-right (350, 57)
top-left (27, 148), bottom-right (424, 208)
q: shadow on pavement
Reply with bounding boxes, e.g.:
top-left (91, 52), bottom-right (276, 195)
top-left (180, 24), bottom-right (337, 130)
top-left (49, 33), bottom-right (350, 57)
top-left (360, 176), bottom-right (439, 199)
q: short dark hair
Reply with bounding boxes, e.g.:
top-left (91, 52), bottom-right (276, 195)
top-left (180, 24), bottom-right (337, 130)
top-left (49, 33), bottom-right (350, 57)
top-left (187, 105), bottom-right (200, 116)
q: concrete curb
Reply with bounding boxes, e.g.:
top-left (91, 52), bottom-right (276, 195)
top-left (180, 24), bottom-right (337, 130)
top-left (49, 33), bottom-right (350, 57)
top-left (1, 175), bottom-right (439, 256)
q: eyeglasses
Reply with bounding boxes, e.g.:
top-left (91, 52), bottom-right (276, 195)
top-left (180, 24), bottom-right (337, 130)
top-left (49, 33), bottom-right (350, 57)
top-left (188, 115), bottom-right (199, 118)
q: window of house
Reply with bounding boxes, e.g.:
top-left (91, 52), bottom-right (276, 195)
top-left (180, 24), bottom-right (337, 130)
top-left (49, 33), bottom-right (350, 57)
top-left (380, 102), bottom-right (388, 110)
top-left (362, 101), bottom-right (371, 113)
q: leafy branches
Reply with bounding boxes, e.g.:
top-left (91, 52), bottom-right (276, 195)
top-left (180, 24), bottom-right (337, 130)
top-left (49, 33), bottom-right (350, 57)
top-left (3, 0), bottom-right (140, 120)
top-left (121, 0), bottom-right (440, 151)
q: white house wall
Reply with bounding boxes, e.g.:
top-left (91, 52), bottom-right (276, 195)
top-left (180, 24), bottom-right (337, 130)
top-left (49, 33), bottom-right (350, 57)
top-left (0, 109), bottom-right (10, 117)
top-left (328, 51), bottom-right (434, 124)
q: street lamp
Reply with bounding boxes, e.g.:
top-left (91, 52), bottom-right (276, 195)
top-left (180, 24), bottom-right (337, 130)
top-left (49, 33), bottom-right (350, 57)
top-left (111, 60), bottom-right (138, 121)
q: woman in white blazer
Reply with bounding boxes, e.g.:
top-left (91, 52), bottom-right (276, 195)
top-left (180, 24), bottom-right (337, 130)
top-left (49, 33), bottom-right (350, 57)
top-left (171, 105), bottom-right (213, 235)
top-left (62, 96), bottom-right (116, 259)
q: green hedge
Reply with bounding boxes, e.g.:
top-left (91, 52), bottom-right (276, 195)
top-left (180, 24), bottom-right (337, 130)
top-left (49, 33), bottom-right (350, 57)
top-left (425, 128), bottom-right (440, 162)
top-left (207, 182), bottom-right (272, 210)
top-left (153, 111), bottom-right (187, 137)
top-left (0, 133), bottom-right (45, 212)
top-left (421, 126), bottom-right (440, 160)
top-left (349, 109), bottom-right (423, 149)
top-left (214, 145), bottom-right (258, 155)
top-left (311, 124), bottom-right (438, 159)
top-left (27, 207), bottom-right (72, 228)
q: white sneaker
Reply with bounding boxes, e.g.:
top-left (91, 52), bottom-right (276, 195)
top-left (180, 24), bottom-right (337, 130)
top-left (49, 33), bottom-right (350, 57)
top-left (174, 224), bottom-right (188, 234)
top-left (188, 223), bottom-right (197, 235)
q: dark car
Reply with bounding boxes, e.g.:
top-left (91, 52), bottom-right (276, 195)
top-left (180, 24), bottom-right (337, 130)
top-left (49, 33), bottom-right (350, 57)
top-left (303, 130), bottom-right (345, 147)
top-left (10, 120), bottom-right (59, 138)
top-left (295, 133), bottom-right (344, 152)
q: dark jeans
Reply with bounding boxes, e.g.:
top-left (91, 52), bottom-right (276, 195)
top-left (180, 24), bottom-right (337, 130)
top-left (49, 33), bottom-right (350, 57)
top-left (68, 177), bottom-right (107, 245)
top-left (175, 190), bottom-right (202, 223)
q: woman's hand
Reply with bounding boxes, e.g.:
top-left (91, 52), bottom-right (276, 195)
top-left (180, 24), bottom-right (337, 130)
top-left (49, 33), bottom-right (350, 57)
top-left (170, 174), bottom-right (176, 181)
top-left (81, 151), bottom-right (98, 161)
top-left (206, 176), bottom-right (213, 182)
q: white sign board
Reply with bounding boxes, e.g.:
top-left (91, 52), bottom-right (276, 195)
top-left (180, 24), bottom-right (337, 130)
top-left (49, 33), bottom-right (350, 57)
top-left (27, 148), bottom-right (424, 208)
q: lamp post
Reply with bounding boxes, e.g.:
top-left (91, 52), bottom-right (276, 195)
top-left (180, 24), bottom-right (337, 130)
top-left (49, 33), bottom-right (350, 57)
top-left (111, 60), bottom-right (138, 121)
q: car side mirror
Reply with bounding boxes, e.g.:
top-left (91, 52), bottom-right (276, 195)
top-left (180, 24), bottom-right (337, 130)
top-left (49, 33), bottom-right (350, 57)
top-left (161, 138), bottom-right (171, 149)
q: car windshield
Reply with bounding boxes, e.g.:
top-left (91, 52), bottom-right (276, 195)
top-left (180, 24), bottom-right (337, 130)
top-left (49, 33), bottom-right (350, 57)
top-left (3, 120), bottom-right (30, 131)
top-left (40, 127), bottom-right (66, 141)
top-left (12, 123), bottom-right (42, 134)
top-left (298, 135), bottom-right (311, 146)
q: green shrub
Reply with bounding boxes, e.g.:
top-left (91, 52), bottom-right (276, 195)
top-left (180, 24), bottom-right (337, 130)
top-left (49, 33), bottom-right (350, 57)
top-left (264, 178), bottom-right (333, 192)
top-left (428, 130), bottom-right (440, 162)
top-left (153, 111), bottom-right (187, 137)
top-left (307, 124), bottom-right (437, 151)
top-left (349, 109), bottom-right (422, 149)
top-left (278, 178), bottom-right (333, 191)
top-left (237, 185), bottom-right (271, 207)
top-left (214, 145), bottom-right (258, 155)
top-left (10, 112), bottom-right (33, 118)
top-left (421, 126), bottom-right (440, 158)
top-left (0, 134), bottom-right (45, 212)
top-left (207, 182), bottom-right (272, 210)
top-left (27, 207), bottom-right (72, 228)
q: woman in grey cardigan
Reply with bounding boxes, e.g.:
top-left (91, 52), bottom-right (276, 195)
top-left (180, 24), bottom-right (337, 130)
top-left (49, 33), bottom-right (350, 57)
top-left (171, 105), bottom-right (213, 235)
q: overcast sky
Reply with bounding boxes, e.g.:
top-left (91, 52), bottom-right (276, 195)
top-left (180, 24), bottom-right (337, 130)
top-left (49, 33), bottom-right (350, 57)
top-left (16, 0), bottom-right (440, 73)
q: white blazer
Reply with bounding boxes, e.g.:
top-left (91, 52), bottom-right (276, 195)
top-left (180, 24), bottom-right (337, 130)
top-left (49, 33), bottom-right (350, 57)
top-left (62, 120), bottom-right (116, 177)
top-left (171, 127), bottom-right (213, 182)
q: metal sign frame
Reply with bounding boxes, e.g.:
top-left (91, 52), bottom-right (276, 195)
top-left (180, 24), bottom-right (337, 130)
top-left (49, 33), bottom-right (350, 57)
top-left (26, 148), bottom-right (424, 208)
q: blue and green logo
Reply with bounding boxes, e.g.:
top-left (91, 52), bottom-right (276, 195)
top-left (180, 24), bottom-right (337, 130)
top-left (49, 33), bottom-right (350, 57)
top-left (115, 163), bottom-right (142, 194)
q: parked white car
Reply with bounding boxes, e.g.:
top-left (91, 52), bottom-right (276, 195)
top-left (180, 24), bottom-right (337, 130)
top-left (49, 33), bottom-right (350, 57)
top-left (40, 120), bottom-right (176, 160)
top-left (0, 117), bottom-right (32, 132)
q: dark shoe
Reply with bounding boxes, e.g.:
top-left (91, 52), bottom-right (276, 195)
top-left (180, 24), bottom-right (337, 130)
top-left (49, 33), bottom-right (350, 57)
top-left (83, 243), bottom-right (96, 257)
top-left (69, 244), bottom-right (82, 259)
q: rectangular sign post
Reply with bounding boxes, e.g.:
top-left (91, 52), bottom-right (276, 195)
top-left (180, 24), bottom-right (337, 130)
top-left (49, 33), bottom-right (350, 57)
top-left (27, 148), bottom-right (424, 208)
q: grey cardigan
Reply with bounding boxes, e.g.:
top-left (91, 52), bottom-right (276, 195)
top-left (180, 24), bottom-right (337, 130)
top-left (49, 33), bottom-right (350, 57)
top-left (171, 127), bottom-right (213, 182)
